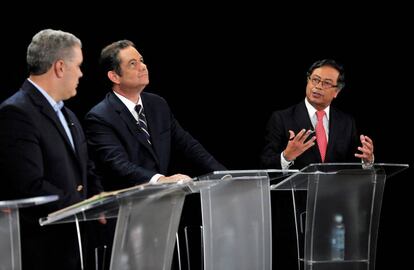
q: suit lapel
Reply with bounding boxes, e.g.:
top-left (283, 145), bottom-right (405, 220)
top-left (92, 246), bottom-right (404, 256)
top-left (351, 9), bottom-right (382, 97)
top-left (62, 107), bottom-right (86, 169)
top-left (109, 93), bottom-right (160, 165)
top-left (325, 108), bottom-right (339, 162)
top-left (141, 95), bottom-right (162, 167)
top-left (294, 101), bottom-right (321, 162)
top-left (23, 81), bottom-right (77, 156)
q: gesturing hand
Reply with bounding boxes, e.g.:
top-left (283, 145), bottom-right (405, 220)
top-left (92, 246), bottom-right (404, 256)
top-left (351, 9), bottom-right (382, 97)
top-left (283, 129), bottom-right (316, 161)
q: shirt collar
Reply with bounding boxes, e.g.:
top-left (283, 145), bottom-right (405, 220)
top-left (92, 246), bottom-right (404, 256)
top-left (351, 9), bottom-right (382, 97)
top-left (304, 98), bottom-right (330, 120)
top-left (113, 91), bottom-right (142, 118)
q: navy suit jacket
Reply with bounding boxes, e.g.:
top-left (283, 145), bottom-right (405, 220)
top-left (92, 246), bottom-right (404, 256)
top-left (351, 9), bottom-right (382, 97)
top-left (85, 91), bottom-right (226, 191)
top-left (0, 80), bottom-right (102, 269)
top-left (261, 100), bottom-right (359, 169)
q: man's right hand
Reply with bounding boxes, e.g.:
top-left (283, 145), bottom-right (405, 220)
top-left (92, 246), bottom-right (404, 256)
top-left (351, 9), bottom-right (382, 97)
top-left (158, 174), bottom-right (192, 184)
top-left (283, 129), bottom-right (316, 161)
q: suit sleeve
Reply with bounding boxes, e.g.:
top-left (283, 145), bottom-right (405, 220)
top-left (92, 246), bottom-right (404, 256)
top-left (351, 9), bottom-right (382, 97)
top-left (170, 114), bottom-right (226, 173)
top-left (0, 106), bottom-right (82, 209)
top-left (260, 111), bottom-right (288, 169)
top-left (85, 113), bottom-right (156, 187)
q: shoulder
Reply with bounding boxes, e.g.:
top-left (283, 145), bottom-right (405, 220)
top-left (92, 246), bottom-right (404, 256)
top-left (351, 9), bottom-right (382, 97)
top-left (86, 93), bottom-right (115, 116)
top-left (141, 92), bottom-right (168, 106)
top-left (330, 106), bottom-right (354, 121)
top-left (0, 90), bottom-right (34, 116)
top-left (270, 101), bottom-right (302, 119)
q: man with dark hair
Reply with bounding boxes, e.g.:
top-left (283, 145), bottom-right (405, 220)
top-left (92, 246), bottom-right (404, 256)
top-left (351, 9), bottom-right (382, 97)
top-left (260, 59), bottom-right (375, 269)
top-left (84, 40), bottom-right (225, 268)
top-left (85, 40), bottom-right (225, 190)
top-left (261, 59), bottom-right (374, 169)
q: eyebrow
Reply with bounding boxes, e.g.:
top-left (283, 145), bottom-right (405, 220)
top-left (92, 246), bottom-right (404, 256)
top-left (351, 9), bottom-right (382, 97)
top-left (312, 75), bottom-right (334, 82)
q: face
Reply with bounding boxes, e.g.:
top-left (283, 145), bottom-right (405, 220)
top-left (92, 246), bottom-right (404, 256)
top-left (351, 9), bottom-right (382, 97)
top-left (116, 46), bottom-right (149, 92)
top-left (306, 65), bottom-right (340, 110)
top-left (60, 45), bottom-right (83, 100)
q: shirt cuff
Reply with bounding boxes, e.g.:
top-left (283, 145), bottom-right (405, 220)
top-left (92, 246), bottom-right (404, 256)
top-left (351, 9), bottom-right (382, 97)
top-left (362, 155), bottom-right (375, 169)
top-left (281, 152), bottom-right (294, 170)
top-left (149, 174), bottom-right (164, 184)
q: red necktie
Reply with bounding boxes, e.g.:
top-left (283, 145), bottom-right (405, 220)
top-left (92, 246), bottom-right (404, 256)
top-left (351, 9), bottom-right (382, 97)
top-left (316, 110), bottom-right (327, 162)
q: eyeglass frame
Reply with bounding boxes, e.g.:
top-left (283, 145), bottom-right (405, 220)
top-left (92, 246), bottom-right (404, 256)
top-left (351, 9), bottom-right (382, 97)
top-left (308, 75), bottom-right (338, 89)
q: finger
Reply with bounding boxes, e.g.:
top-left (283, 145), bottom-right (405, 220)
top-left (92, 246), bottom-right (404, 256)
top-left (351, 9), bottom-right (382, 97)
top-left (361, 142), bottom-right (373, 153)
top-left (295, 129), bottom-right (307, 141)
top-left (356, 147), bottom-right (373, 161)
top-left (288, 130), bottom-right (295, 141)
top-left (99, 216), bottom-right (107, 225)
top-left (299, 130), bottom-right (314, 143)
top-left (363, 135), bottom-right (373, 144)
top-left (358, 146), bottom-right (371, 155)
top-left (303, 138), bottom-right (316, 150)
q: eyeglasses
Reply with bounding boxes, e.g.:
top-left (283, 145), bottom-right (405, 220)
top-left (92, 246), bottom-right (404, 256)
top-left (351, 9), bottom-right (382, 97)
top-left (308, 76), bottom-right (338, 89)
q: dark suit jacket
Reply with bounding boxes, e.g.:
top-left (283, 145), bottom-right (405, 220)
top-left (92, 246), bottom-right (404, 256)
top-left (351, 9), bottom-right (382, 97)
top-left (85, 91), bottom-right (226, 191)
top-left (261, 100), bottom-right (359, 169)
top-left (0, 80), bottom-right (102, 270)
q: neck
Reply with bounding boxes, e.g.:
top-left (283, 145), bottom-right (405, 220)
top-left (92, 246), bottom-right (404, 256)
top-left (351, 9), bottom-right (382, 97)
top-left (29, 75), bottom-right (61, 102)
top-left (113, 88), bottom-right (141, 104)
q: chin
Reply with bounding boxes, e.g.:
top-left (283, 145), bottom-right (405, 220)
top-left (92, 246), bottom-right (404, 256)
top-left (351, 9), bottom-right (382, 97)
top-left (67, 91), bottom-right (77, 99)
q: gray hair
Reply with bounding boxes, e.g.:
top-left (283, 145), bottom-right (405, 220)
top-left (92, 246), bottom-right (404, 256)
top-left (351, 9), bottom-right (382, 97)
top-left (27, 29), bottom-right (82, 75)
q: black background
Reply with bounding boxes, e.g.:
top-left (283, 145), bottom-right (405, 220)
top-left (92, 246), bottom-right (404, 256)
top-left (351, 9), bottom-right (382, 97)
top-left (1, 6), bottom-right (412, 269)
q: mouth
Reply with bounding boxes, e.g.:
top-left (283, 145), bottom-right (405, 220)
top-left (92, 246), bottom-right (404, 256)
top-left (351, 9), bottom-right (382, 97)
top-left (311, 89), bottom-right (323, 98)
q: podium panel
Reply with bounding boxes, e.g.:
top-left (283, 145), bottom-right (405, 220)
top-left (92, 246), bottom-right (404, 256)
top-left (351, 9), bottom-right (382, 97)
top-left (110, 191), bottom-right (185, 269)
top-left (40, 182), bottom-right (213, 270)
top-left (271, 163), bottom-right (409, 270)
top-left (0, 195), bottom-right (58, 270)
top-left (197, 170), bottom-right (296, 270)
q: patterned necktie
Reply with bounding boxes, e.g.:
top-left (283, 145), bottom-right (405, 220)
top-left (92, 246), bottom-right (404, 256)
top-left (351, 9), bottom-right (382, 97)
top-left (135, 104), bottom-right (151, 145)
top-left (316, 110), bottom-right (327, 162)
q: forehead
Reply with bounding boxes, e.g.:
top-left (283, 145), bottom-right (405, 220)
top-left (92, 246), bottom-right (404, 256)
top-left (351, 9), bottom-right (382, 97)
top-left (311, 66), bottom-right (339, 81)
top-left (119, 46), bottom-right (141, 62)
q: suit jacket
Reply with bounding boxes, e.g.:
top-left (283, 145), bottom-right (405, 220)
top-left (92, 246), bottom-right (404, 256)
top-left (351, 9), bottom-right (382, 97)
top-left (0, 80), bottom-right (102, 270)
top-left (260, 100), bottom-right (359, 169)
top-left (85, 91), bottom-right (226, 191)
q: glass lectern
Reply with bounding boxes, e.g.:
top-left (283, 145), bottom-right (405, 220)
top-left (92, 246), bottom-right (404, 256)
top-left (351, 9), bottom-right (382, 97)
top-left (0, 195), bottom-right (58, 270)
top-left (271, 163), bottom-right (409, 270)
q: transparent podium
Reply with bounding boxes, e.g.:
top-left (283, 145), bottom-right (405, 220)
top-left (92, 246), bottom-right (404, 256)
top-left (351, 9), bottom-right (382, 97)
top-left (0, 195), bottom-right (58, 270)
top-left (39, 181), bottom-right (214, 270)
top-left (271, 163), bottom-right (409, 270)
top-left (196, 170), bottom-right (296, 270)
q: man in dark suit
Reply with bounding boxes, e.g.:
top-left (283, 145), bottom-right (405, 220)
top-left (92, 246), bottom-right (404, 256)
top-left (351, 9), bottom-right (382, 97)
top-left (260, 59), bottom-right (375, 270)
top-left (85, 40), bottom-right (226, 190)
top-left (261, 59), bottom-right (374, 170)
top-left (84, 40), bottom-right (225, 268)
top-left (0, 29), bottom-right (102, 270)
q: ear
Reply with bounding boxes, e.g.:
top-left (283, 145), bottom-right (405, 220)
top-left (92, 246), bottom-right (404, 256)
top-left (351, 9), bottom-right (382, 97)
top-left (53, 60), bottom-right (65, 78)
top-left (108, 70), bottom-right (120, 84)
top-left (333, 89), bottom-right (341, 98)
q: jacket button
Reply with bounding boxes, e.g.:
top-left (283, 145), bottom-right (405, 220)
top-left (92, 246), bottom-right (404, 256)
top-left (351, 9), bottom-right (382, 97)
top-left (76, 185), bottom-right (83, 192)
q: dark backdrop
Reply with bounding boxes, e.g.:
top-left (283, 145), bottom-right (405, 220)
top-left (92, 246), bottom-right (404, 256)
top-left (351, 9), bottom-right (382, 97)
top-left (1, 7), bottom-right (412, 270)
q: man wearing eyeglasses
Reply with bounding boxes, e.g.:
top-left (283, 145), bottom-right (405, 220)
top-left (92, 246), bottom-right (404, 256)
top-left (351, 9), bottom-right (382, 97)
top-left (260, 59), bottom-right (374, 170)
top-left (261, 59), bottom-right (375, 269)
